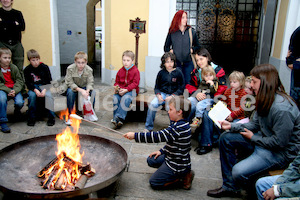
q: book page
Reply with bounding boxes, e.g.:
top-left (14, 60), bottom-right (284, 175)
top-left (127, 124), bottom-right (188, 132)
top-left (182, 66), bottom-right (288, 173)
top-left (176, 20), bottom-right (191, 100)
top-left (208, 101), bottom-right (231, 129)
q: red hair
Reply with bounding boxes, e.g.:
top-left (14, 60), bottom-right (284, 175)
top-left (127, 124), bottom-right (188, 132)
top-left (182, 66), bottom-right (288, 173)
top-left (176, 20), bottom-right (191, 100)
top-left (169, 10), bottom-right (190, 34)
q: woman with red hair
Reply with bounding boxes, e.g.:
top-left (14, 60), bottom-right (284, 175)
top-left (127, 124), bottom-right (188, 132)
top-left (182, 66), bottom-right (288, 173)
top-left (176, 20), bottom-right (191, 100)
top-left (164, 10), bottom-right (201, 85)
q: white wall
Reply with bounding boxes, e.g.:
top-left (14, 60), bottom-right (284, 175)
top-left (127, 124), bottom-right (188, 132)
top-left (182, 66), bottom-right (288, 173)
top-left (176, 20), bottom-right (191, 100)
top-left (145, 0), bottom-right (176, 88)
top-left (270, 0), bottom-right (300, 93)
top-left (49, 0), bottom-right (61, 81)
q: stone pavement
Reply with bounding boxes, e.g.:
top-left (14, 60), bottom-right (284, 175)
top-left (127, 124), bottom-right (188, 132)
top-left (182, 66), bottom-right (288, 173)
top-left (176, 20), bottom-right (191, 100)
top-left (0, 80), bottom-right (245, 200)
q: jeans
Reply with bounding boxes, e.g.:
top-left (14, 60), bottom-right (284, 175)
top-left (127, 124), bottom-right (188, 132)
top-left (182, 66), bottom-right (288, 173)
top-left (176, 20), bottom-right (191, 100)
top-left (66, 88), bottom-right (95, 115)
top-left (145, 92), bottom-right (170, 131)
top-left (147, 154), bottom-right (189, 189)
top-left (0, 90), bottom-right (24, 123)
top-left (27, 90), bottom-right (55, 120)
top-left (113, 91), bottom-right (135, 121)
top-left (196, 109), bottom-right (221, 147)
top-left (176, 60), bottom-right (194, 85)
top-left (195, 98), bottom-right (214, 118)
top-left (256, 175), bottom-right (300, 200)
top-left (219, 132), bottom-right (288, 192)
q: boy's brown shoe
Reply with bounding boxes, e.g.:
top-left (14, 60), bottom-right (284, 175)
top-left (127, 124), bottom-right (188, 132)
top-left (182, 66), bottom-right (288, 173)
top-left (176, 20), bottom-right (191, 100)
top-left (182, 170), bottom-right (195, 190)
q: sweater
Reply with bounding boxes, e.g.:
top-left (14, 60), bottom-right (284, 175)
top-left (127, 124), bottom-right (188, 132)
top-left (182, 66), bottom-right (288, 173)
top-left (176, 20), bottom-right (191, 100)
top-left (24, 62), bottom-right (52, 91)
top-left (223, 88), bottom-right (247, 120)
top-left (154, 68), bottom-right (184, 96)
top-left (134, 119), bottom-right (191, 173)
top-left (114, 65), bottom-right (140, 94)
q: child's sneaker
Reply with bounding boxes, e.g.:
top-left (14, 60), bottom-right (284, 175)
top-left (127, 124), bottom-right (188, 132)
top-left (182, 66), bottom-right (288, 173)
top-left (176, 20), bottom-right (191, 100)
top-left (65, 119), bottom-right (72, 126)
top-left (190, 117), bottom-right (202, 128)
top-left (117, 120), bottom-right (123, 128)
top-left (0, 123), bottom-right (11, 133)
top-left (111, 119), bottom-right (117, 128)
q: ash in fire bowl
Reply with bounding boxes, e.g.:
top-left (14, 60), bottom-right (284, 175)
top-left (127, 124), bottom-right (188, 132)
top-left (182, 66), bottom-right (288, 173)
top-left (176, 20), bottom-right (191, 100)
top-left (0, 134), bottom-right (127, 198)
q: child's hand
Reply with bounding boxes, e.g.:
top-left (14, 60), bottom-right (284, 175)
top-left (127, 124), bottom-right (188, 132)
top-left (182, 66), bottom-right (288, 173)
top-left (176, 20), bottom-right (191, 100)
top-left (165, 95), bottom-right (173, 102)
top-left (206, 80), bottom-right (214, 86)
top-left (226, 115), bottom-right (233, 122)
top-left (40, 89), bottom-right (46, 97)
top-left (8, 90), bottom-right (15, 97)
top-left (196, 92), bottom-right (206, 101)
top-left (119, 88), bottom-right (128, 96)
top-left (114, 85), bottom-right (120, 94)
top-left (123, 132), bottom-right (135, 140)
top-left (149, 150), bottom-right (161, 159)
top-left (157, 94), bottom-right (164, 102)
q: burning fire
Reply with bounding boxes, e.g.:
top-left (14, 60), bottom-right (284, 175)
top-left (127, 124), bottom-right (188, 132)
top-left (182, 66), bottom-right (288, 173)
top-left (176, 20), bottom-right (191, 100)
top-left (38, 111), bottom-right (94, 190)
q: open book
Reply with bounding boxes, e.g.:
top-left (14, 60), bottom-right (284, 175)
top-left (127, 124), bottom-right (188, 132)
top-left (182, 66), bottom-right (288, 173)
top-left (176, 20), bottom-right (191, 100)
top-left (208, 101), bottom-right (231, 129)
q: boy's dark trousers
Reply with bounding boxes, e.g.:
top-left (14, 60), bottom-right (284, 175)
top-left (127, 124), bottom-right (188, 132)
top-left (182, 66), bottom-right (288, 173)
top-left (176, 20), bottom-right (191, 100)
top-left (147, 154), bottom-right (190, 189)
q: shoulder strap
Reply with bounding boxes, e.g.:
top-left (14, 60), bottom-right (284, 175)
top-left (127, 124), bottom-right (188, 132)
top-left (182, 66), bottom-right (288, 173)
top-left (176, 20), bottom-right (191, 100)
top-left (188, 28), bottom-right (193, 47)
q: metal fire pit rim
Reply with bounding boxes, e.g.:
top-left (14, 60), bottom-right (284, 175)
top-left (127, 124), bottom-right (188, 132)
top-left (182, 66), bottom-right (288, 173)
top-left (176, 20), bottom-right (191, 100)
top-left (0, 134), bottom-right (128, 199)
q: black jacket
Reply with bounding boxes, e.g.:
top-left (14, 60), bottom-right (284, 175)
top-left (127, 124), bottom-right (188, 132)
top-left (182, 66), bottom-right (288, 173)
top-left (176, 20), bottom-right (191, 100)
top-left (154, 68), bottom-right (184, 95)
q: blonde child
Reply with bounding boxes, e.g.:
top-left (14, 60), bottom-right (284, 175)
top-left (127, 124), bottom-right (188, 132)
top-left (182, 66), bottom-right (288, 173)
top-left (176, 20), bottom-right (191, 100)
top-left (223, 71), bottom-right (247, 122)
top-left (189, 65), bottom-right (218, 128)
top-left (0, 47), bottom-right (25, 133)
top-left (124, 96), bottom-right (194, 190)
top-left (64, 51), bottom-right (95, 125)
top-left (112, 50), bottom-right (140, 129)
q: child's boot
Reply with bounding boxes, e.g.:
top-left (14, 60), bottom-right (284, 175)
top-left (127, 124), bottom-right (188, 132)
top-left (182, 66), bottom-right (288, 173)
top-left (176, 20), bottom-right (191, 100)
top-left (182, 170), bottom-right (195, 190)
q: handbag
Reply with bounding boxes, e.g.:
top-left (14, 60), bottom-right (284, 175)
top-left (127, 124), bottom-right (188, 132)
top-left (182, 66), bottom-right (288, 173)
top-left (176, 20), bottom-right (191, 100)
top-left (188, 28), bottom-right (197, 69)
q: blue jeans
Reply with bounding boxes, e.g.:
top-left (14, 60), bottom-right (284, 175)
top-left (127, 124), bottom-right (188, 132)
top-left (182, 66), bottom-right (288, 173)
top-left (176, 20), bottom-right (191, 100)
top-left (176, 60), bottom-right (194, 85)
top-left (195, 109), bottom-right (221, 147)
top-left (145, 92), bottom-right (170, 131)
top-left (0, 90), bottom-right (24, 123)
top-left (195, 98), bottom-right (214, 118)
top-left (219, 132), bottom-right (288, 192)
top-left (256, 175), bottom-right (280, 200)
top-left (147, 154), bottom-right (189, 189)
top-left (66, 88), bottom-right (95, 115)
top-left (27, 90), bottom-right (55, 120)
top-left (113, 91), bottom-right (135, 121)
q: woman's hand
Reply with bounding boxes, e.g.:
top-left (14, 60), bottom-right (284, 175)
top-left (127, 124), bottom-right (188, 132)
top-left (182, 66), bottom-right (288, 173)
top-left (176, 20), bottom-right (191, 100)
top-left (123, 132), bottom-right (135, 140)
top-left (240, 128), bottom-right (254, 140)
top-left (219, 120), bottom-right (231, 130)
top-left (196, 92), bottom-right (206, 101)
top-left (149, 151), bottom-right (161, 159)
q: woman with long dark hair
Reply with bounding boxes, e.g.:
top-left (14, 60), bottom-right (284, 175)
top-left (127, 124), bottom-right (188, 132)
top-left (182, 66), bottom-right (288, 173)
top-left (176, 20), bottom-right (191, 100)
top-left (207, 64), bottom-right (300, 198)
top-left (164, 10), bottom-right (201, 85)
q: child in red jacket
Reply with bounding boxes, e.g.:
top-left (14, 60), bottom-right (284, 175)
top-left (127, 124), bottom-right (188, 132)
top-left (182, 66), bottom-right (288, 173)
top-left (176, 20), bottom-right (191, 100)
top-left (112, 50), bottom-right (140, 129)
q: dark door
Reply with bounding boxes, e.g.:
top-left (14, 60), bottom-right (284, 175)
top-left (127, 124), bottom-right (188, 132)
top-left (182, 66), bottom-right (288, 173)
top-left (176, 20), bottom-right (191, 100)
top-left (177, 0), bottom-right (262, 75)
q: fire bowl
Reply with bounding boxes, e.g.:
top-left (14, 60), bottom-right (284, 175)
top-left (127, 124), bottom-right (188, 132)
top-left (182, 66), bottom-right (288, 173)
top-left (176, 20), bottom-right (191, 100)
top-left (0, 134), bottom-right (127, 199)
